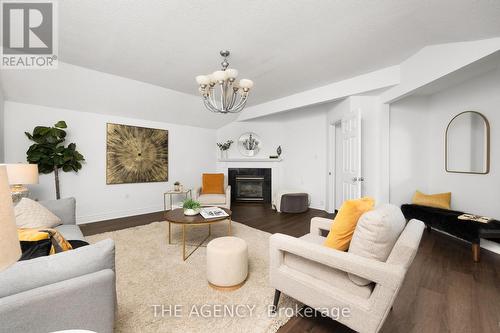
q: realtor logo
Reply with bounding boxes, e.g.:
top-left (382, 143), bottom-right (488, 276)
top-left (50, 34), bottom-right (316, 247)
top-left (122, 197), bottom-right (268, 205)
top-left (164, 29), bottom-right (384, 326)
top-left (1, 0), bottom-right (58, 69)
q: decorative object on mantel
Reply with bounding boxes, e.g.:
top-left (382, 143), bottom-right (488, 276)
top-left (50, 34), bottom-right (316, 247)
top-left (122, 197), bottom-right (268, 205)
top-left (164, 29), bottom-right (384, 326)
top-left (106, 123), bottom-right (168, 185)
top-left (238, 132), bottom-right (260, 157)
top-left (25, 121), bottom-right (85, 200)
top-left (277, 145), bottom-right (282, 157)
top-left (182, 199), bottom-right (202, 216)
top-left (217, 140), bottom-right (233, 160)
top-left (1, 164), bottom-right (39, 204)
top-left (219, 157), bottom-right (283, 162)
top-left (195, 50), bottom-right (254, 114)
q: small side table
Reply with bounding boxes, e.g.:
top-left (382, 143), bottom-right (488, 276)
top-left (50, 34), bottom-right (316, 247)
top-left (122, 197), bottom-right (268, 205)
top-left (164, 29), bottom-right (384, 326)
top-left (163, 189), bottom-right (192, 211)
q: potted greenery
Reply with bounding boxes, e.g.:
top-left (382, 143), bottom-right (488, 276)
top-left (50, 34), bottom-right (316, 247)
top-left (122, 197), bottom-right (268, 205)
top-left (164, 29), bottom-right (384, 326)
top-left (183, 199), bottom-right (201, 216)
top-left (25, 121), bottom-right (85, 200)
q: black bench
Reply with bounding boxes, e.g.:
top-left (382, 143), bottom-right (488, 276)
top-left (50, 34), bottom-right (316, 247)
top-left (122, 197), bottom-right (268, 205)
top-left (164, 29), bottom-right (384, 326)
top-left (401, 204), bottom-right (500, 262)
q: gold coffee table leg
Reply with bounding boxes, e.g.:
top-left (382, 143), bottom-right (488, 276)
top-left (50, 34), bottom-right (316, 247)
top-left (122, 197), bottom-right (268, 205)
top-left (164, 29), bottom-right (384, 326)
top-left (182, 224), bottom-right (211, 261)
top-left (228, 218), bottom-right (232, 236)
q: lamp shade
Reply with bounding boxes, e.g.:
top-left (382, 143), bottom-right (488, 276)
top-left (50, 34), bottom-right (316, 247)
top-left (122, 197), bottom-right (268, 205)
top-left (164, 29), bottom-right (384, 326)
top-left (0, 166), bottom-right (21, 271)
top-left (4, 164), bottom-right (39, 185)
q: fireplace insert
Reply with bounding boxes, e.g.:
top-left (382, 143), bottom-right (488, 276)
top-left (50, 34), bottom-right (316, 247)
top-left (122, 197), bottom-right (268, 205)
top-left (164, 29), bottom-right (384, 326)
top-left (228, 168), bottom-right (271, 203)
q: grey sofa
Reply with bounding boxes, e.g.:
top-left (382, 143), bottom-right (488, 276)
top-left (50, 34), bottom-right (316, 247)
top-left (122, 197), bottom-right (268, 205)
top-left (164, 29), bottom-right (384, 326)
top-left (0, 197), bottom-right (116, 333)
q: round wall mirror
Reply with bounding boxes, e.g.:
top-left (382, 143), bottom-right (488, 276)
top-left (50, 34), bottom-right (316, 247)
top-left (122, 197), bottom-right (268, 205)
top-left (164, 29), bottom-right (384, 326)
top-left (238, 132), bottom-right (261, 157)
top-left (445, 111), bottom-right (490, 174)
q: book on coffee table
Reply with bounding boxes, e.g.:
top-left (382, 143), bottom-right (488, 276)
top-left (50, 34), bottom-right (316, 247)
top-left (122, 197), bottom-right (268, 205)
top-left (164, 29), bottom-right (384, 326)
top-left (200, 207), bottom-right (229, 219)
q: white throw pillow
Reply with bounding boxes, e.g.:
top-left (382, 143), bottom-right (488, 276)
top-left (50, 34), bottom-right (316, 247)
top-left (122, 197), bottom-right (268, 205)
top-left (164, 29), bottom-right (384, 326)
top-left (348, 204), bottom-right (406, 286)
top-left (14, 198), bottom-right (62, 229)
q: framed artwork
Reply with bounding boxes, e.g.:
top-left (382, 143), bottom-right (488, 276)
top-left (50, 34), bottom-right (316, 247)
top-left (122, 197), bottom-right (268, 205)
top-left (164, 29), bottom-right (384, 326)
top-left (106, 123), bottom-right (169, 184)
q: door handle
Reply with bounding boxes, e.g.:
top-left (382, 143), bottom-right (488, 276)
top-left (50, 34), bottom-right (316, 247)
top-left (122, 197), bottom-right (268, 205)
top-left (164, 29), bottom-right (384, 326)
top-left (351, 177), bottom-right (365, 182)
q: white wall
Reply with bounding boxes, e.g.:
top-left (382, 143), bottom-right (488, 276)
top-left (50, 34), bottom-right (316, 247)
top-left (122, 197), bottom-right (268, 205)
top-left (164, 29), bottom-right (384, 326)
top-left (279, 105), bottom-right (328, 209)
top-left (389, 96), bottom-right (430, 207)
top-left (426, 69), bottom-right (500, 218)
top-left (3, 102), bottom-right (216, 224)
top-left (216, 104), bottom-right (329, 210)
top-left (389, 68), bottom-right (500, 219)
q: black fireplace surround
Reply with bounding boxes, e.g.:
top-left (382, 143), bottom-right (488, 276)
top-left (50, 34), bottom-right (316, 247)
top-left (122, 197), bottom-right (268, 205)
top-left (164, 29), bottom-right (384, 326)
top-left (228, 168), bottom-right (272, 203)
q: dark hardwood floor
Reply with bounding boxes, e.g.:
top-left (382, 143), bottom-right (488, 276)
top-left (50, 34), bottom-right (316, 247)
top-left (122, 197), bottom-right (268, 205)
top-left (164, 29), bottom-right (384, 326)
top-left (81, 203), bottom-right (500, 333)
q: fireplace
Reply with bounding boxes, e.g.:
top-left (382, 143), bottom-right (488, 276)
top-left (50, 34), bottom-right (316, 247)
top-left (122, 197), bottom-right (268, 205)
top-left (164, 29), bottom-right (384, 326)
top-left (228, 168), bottom-right (271, 203)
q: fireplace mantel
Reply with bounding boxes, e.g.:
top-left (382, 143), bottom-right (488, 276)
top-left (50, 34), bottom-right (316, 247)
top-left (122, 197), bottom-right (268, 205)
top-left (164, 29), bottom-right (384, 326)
top-left (218, 158), bottom-right (283, 162)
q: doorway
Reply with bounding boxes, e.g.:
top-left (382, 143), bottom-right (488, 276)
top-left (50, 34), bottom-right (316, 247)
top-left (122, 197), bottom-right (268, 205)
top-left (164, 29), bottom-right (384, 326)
top-left (334, 121), bottom-right (343, 210)
top-left (327, 110), bottom-right (363, 213)
top-left (328, 121), bottom-right (343, 212)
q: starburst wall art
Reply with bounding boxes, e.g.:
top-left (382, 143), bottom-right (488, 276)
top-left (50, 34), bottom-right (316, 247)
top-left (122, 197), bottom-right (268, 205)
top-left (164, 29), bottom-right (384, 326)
top-left (106, 123), bottom-right (169, 184)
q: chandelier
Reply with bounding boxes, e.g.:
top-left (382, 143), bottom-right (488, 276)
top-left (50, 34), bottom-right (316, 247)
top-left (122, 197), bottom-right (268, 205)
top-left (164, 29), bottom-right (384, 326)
top-left (195, 50), bottom-right (254, 114)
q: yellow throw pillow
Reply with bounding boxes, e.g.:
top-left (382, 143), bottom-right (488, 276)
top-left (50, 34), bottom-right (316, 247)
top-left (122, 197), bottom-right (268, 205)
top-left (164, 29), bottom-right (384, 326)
top-left (201, 173), bottom-right (225, 194)
top-left (323, 197), bottom-right (375, 251)
top-left (412, 191), bottom-right (451, 210)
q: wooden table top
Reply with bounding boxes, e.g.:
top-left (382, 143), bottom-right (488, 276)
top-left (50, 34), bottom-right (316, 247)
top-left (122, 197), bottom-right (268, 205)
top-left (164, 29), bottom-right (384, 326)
top-left (164, 208), bottom-right (232, 224)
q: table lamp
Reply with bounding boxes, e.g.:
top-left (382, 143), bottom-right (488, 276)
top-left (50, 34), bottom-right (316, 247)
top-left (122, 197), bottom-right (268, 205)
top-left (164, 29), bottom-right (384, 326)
top-left (0, 165), bottom-right (21, 271)
top-left (3, 163), bottom-right (39, 203)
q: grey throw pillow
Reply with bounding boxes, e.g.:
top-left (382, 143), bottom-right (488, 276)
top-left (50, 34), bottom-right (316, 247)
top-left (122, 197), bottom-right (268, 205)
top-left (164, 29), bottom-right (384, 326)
top-left (348, 204), bottom-right (406, 286)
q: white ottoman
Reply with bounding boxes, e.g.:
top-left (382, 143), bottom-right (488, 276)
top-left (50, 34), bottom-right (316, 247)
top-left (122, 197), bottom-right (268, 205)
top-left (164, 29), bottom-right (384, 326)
top-left (207, 236), bottom-right (248, 290)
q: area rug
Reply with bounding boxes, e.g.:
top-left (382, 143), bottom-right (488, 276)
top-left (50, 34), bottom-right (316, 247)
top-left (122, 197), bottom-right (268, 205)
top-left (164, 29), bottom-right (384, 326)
top-left (87, 220), bottom-right (298, 333)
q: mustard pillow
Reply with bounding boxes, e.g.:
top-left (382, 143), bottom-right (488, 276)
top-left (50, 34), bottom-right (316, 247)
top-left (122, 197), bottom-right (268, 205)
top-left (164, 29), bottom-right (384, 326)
top-left (201, 173), bottom-right (225, 194)
top-left (323, 197), bottom-right (375, 251)
top-left (412, 191), bottom-right (451, 210)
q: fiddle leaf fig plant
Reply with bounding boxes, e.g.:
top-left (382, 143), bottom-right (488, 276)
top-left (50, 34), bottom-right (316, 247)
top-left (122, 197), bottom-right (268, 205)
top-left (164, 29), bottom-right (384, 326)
top-left (25, 121), bottom-right (85, 200)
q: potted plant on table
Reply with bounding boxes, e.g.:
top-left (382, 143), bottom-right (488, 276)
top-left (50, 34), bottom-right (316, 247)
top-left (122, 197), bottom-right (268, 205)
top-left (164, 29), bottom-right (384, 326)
top-left (183, 199), bottom-right (202, 216)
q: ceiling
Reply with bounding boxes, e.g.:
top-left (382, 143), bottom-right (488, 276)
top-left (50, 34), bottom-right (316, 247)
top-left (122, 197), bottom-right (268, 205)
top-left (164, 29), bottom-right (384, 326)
top-left (57, 0), bottom-right (500, 105)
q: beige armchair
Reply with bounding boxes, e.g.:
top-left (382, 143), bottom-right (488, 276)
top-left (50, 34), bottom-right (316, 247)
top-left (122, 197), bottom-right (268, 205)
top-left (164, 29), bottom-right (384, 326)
top-left (195, 185), bottom-right (231, 209)
top-left (269, 216), bottom-right (425, 333)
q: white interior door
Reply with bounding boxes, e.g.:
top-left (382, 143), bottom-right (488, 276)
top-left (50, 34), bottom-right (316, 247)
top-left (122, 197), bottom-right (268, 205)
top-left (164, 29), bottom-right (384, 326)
top-left (339, 110), bottom-right (362, 201)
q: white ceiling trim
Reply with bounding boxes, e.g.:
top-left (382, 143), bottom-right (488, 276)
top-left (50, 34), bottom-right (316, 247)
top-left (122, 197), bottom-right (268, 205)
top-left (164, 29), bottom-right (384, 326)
top-left (381, 38), bottom-right (500, 103)
top-left (237, 65), bottom-right (400, 121)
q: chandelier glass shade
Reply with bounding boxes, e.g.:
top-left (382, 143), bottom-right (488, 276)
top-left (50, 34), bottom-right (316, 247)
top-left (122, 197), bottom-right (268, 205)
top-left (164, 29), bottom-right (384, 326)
top-left (195, 50), bottom-right (253, 114)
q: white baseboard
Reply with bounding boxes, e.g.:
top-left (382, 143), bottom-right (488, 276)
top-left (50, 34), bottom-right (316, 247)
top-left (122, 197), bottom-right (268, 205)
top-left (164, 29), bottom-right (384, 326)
top-left (77, 205), bottom-right (163, 224)
top-left (430, 227), bottom-right (500, 256)
top-left (480, 238), bottom-right (500, 255)
top-left (309, 203), bottom-right (326, 211)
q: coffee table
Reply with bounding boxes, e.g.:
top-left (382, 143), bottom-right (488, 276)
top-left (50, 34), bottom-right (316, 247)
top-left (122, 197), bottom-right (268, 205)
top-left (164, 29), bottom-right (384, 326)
top-left (165, 208), bottom-right (232, 261)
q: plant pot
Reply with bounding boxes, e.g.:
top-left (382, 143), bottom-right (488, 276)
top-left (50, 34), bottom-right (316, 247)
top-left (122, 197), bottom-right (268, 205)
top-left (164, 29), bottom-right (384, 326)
top-left (174, 185), bottom-right (180, 192)
top-left (184, 208), bottom-right (200, 216)
top-left (219, 150), bottom-right (229, 160)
